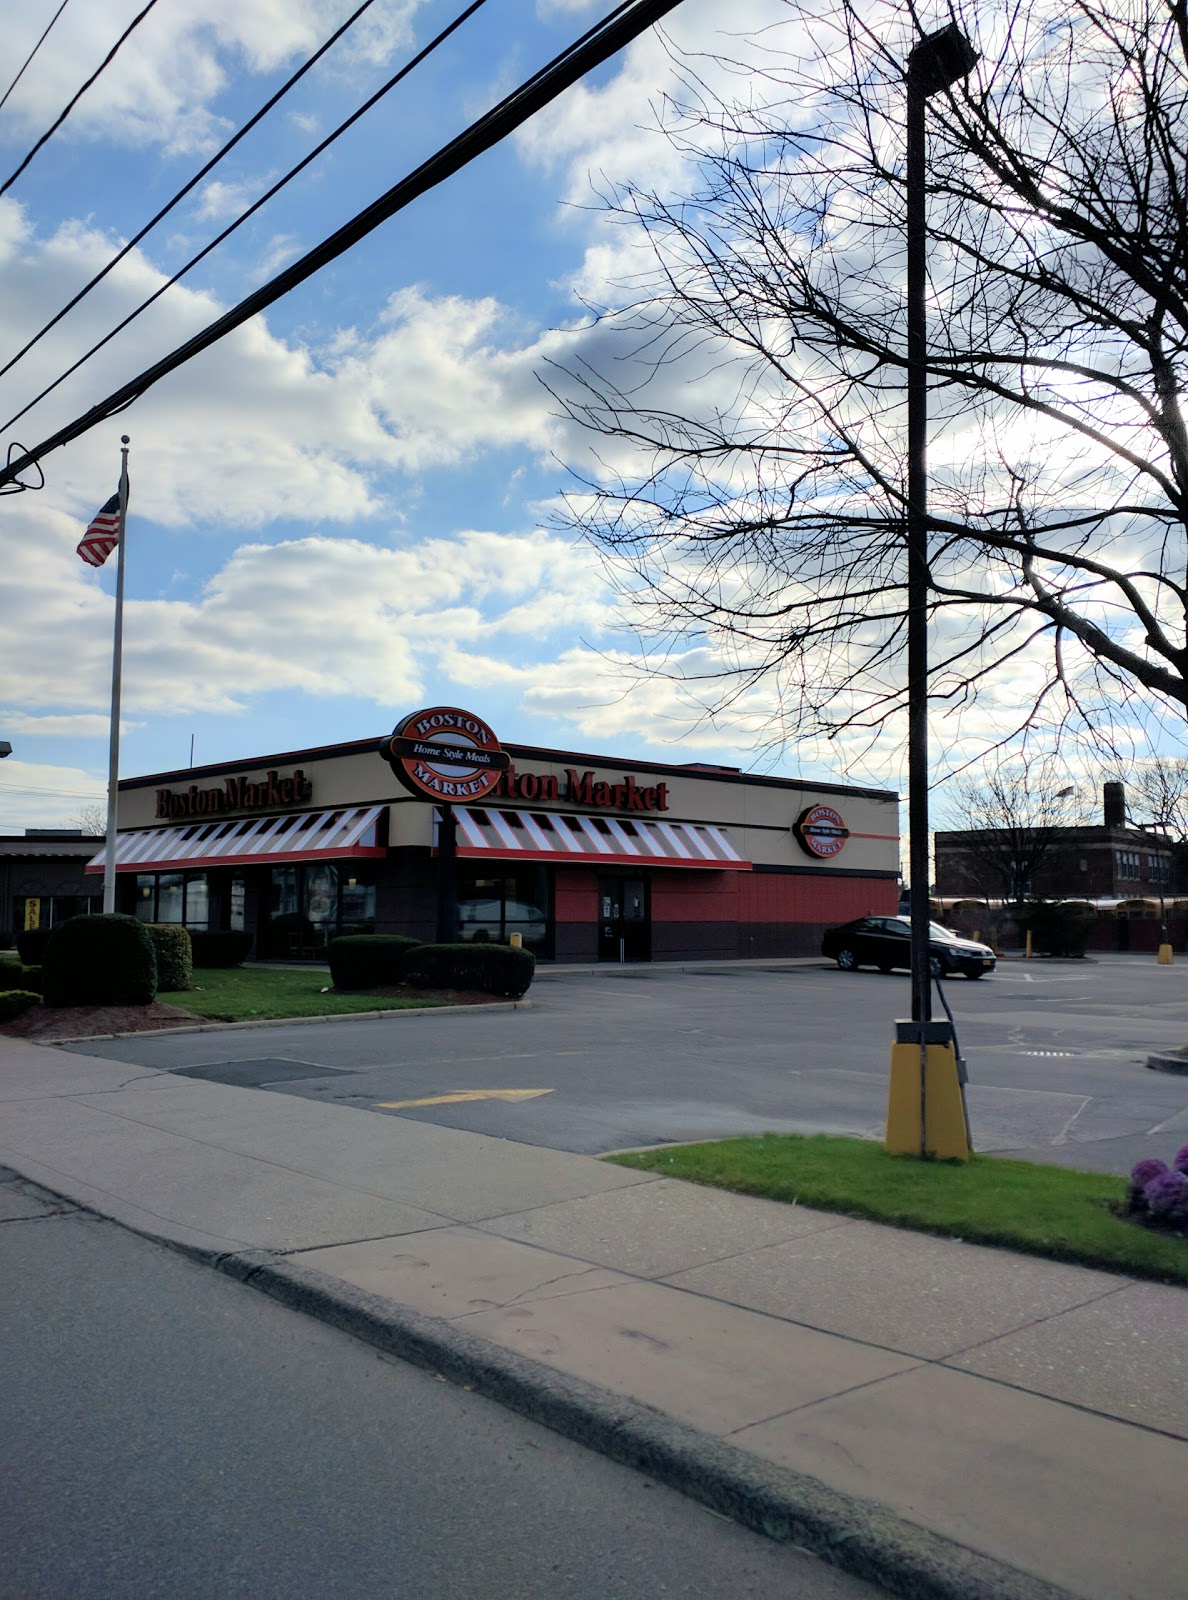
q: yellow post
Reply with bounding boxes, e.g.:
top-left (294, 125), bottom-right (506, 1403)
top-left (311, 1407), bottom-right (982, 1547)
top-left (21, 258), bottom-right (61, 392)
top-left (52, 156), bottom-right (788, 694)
top-left (1158, 942), bottom-right (1174, 965)
top-left (510, 932), bottom-right (523, 949)
top-left (1024, 928), bottom-right (1033, 960)
top-left (885, 1021), bottom-right (971, 1161)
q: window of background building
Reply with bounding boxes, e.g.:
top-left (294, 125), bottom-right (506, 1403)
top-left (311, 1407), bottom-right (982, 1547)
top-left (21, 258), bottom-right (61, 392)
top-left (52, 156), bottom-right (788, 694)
top-left (1117, 851), bottom-right (1141, 880)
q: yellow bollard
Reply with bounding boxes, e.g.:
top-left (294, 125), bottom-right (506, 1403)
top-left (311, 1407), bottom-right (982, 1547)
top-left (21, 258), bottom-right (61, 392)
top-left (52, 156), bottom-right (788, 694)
top-left (1158, 943), bottom-right (1173, 965)
top-left (885, 1022), bottom-right (971, 1161)
top-left (510, 932), bottom-right (523, 949)
top-left (1024, 928), bottom-right (1033, 960)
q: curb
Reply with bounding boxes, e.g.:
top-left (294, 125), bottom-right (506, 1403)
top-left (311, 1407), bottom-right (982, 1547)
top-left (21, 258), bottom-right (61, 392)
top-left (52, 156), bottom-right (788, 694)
top-left (1147, 1052), bottom-right (1188, 1075)
top-left (2, 1150), bottom-right (1074, 1600)
top-left (36, 997), bottom-right (533, 1046)
top-left (175, 1248), bottom-right (1080, 1600)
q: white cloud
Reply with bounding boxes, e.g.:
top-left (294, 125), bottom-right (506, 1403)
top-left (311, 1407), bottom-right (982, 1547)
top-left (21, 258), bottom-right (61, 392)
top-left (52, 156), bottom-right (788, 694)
top-left (0, 759), bottom-right (106, 832)
top-left (0, 713), bottom-right (141, 739)
top-left (0, 1), bottom-right (423, 157)
top-left (195, 177), bottom-right (271, 223)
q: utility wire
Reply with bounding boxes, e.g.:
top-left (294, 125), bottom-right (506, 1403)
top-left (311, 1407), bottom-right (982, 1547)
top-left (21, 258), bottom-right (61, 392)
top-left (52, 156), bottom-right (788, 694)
top-left (1, 0), bottom-right (490, 434)
top-left (0, 0), bottom-right (388, 390)
top-left (0, 0), bottom-right (683, 492)
top-left (0, 0), bottom-right (161, 198)
top-left (0, 0), bottom-right (73, 115)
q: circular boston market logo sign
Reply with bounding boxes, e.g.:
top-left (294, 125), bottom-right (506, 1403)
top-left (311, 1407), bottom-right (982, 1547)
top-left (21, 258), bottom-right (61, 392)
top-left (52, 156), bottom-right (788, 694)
top-left (381, 707), bottom-right (509, 803)
top-left (794, 803), bottom-right (850, 859)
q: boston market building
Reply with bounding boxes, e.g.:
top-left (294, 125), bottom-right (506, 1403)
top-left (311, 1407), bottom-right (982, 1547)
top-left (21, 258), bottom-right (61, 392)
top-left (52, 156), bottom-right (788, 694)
top-left (90, 709), bottom-right (900, 963)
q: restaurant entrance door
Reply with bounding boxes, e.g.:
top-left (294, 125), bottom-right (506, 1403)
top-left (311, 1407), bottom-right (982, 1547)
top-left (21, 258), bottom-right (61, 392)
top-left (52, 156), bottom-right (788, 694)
top-left (597, 873), bottom-right (650, 962)
top-left (258, 863), bottom-right (339, 961)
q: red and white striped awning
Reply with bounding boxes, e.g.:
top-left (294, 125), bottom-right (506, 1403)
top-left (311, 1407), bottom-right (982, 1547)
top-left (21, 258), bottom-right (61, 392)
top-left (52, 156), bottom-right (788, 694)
top-left (447, 806), bottom-right (750, 869)
top-left (86, 806), bottom-right (387, 874)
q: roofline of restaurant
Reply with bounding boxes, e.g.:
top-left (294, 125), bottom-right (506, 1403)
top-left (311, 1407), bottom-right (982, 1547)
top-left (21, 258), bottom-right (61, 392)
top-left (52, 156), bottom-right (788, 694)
top-left (118, 733), bottom-right (898, 804)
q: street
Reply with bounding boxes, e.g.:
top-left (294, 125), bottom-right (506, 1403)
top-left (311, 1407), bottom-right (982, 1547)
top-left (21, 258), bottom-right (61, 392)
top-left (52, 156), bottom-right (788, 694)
top-left (0, 1172), bottom-right (876, 1600)
top-left (64, 956), bottom-right (1188, 1174)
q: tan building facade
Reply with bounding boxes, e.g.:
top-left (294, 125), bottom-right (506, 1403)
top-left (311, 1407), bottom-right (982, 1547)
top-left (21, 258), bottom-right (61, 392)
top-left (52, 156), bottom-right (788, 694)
top-left (95, 727), bottom-right (900, 963)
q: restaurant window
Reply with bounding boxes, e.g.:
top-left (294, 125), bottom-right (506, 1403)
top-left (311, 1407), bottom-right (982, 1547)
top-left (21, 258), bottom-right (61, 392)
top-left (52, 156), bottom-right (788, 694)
top-left (132, 871), bottom-right (209, 928)
top-left (455, 865), bottom-right (551, 956)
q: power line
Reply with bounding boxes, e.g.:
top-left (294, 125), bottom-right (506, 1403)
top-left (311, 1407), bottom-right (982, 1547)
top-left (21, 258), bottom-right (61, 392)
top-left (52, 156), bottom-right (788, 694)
top-left (0, 0), bottom-right (685, 491)
top-left (1, 0), bottom-right (490, 435)
top-left (0, 0), bottom-right (73, 115)
top-left (0, 0), bottom-right (388, 391)
top-left (0, 0), bottom-right (162, 198)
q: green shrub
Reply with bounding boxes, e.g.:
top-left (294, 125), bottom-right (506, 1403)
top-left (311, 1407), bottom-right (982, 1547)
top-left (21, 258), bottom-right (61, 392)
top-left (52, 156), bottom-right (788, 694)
top-left (188, 930), bottom-right (253, 968)
top-left (18, 965), bottom-right (43, 995)
top-left (403, 942), bottom-right (535, 999)
top-left (42, 914), bottom-right (157, 1007)
top-left (146, 924), bottom-right (193, 991)
top-left (328, 934), bottom-right (422, 991)
top-left (0, 990), bottom-right (40, 1022)
top-left (0, 929), bottom-right (13, 950)
top-left (16, 926), bottom-right (54, 964)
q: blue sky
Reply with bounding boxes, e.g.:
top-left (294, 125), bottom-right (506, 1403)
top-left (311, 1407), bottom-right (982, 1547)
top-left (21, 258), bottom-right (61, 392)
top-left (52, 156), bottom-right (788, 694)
top-left (2, 0), bottom-right (850, 832)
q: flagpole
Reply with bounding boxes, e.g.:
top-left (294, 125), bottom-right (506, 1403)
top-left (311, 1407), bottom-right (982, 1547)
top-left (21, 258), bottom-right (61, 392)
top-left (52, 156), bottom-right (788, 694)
top-left (102, 435), bottom-right (131, 914)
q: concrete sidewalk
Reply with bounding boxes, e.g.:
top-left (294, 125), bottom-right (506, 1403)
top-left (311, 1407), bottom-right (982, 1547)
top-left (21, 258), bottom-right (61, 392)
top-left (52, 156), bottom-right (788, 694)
top-left (1, 1032), bottom-right (1183, 1600)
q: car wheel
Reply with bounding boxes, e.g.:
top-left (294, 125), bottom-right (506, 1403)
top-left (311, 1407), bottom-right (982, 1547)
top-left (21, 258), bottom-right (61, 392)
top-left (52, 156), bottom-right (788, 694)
top-left (928, 954), bottom-right (945, 978)
top-left (835, 948), bottom-right (858, 971)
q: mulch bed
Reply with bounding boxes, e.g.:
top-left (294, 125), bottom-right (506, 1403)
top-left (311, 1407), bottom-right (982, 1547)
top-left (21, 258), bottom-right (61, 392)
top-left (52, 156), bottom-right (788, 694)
top-left (0, 1002), bottom-right (205, 1041)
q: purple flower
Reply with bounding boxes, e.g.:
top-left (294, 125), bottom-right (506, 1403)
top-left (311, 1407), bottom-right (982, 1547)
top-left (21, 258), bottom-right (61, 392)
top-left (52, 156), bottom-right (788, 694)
top-left (1130, 1158), bottom-right (1169, 1186)
top-left (1174, 1145), bottom-right (1188, 1175)
top-left (1144, 1170), bottom-right (1188, 1215)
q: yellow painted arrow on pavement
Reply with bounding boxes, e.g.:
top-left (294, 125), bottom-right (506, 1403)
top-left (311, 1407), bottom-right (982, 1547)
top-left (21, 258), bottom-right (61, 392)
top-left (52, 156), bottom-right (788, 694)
top-left (376, 1089), bottom-right (554, 1110)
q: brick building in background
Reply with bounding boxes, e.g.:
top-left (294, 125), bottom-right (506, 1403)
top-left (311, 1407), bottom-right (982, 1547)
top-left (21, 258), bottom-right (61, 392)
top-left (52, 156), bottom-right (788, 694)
top-left (935, 782), bottom-right (1183, 951)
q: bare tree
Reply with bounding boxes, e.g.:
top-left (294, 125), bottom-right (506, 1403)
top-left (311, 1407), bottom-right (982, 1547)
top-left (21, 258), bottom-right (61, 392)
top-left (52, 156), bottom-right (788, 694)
top-left (935, 765), bottom-right (1081, 905)
top-left (1126, 757), bottom-right (1188, 837)
top-left (550, 0), bottom-right (1188, 760)
top-left (66, 804), bottom-right (106, 836)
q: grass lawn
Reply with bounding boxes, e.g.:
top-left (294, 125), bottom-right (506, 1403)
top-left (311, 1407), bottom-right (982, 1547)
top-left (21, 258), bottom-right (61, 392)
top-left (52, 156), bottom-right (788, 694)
top-left (609, 1133), bottom-right (1188, 1286)
top-left (159, 966), bottom-right (444, 1023)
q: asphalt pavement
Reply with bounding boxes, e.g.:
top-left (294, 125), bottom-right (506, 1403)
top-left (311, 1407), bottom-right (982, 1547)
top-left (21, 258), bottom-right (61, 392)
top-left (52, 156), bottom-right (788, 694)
top-left (1, 1014), bottom-right (1185, 1600)
top-left (1, 1173), bottom-right (876, 1600)
top-left (58, 955), bottom-right (1188, 1173)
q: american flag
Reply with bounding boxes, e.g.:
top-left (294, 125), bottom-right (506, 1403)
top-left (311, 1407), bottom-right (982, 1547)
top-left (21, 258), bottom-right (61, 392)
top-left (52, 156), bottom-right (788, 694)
top-left (77, 493), bottom-right (121, 567)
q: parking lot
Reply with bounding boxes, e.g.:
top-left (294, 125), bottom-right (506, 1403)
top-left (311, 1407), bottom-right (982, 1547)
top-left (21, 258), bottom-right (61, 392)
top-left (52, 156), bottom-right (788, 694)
top-left (64, 955), bottom-right (1188, 1175)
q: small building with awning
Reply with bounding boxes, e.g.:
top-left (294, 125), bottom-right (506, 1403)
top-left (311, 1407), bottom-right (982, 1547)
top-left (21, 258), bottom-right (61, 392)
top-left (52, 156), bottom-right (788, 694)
top-left (88, 720), bottom-right (899, 964)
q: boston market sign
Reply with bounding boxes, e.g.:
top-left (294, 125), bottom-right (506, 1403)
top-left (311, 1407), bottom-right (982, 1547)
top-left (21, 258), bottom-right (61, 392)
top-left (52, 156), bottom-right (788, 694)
top-left (381, 707), bottom-right (510, 802)
top-left (381, 707), bottom-right (671, 812)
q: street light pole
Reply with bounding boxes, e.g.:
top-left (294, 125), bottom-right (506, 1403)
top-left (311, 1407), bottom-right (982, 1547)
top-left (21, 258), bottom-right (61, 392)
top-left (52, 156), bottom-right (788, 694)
top-left (905, 21), bottom-right (978, 1027)
top-left (887, 21), bottom-right (978, 1160)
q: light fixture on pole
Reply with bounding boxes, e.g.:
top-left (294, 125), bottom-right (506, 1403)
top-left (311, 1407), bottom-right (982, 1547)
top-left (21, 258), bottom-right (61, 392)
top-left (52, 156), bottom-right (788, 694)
top-left (887, 20), bottom-right (978, 1161)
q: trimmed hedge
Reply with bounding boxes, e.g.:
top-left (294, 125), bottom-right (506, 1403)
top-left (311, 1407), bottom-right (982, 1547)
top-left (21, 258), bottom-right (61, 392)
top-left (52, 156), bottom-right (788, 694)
top-left (189, 929), bottom-right (253, 968)
top-left (146, 924), bottom-right (193, 991)
top-left (329, 934), bottom-right (422, 991)
top-left (16, 926), bottom-right (54, 964)
top-left (42, 914), bottom-right (157, 1007)
top-left (19, 965), bottom-right (43, 995)
top-left (0, 990), bottom-right (40, 1023)
top-left (403, 942), bottom-right (535, 999)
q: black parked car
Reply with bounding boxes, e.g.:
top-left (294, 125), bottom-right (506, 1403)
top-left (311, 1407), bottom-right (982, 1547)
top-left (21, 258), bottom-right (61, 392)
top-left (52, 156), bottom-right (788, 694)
top-left (821, 915), bottom-right (995, 979)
